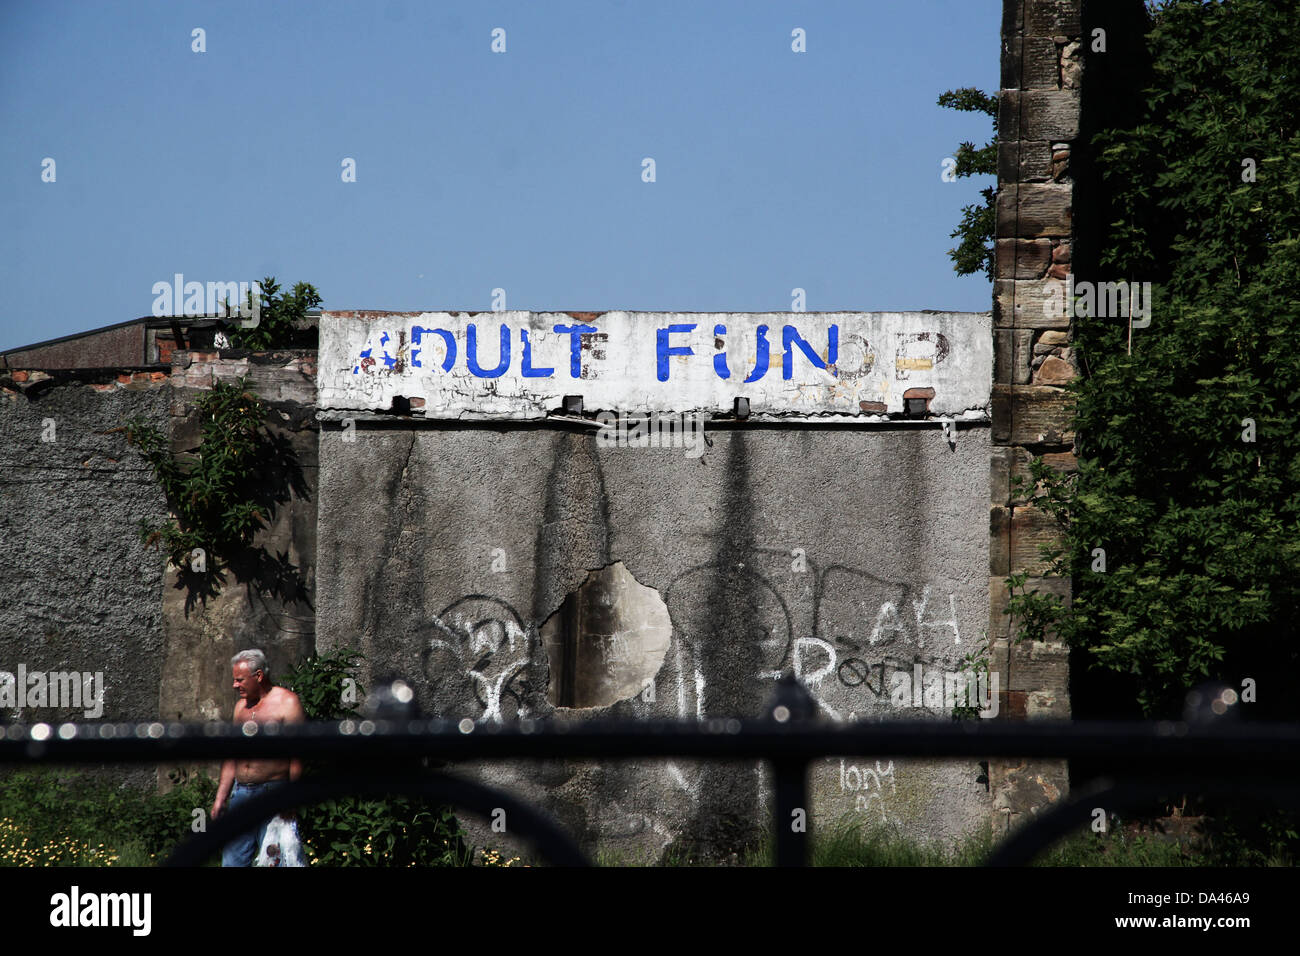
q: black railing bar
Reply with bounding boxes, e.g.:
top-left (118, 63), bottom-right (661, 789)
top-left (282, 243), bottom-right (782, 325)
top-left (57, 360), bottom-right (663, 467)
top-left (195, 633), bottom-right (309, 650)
top-left (772, 757), bottom-right (810, 867)
top-left (3, 718), bottom-right (1300, 764)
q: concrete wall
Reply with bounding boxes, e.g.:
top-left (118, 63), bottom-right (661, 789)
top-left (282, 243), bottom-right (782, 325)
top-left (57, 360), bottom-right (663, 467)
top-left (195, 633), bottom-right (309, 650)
top-left (0, 369), bottom-right (171, 785)
top-left (316, 418), bottom-right (992, 860)
top-left (157, 350), bottom-right (319, 726)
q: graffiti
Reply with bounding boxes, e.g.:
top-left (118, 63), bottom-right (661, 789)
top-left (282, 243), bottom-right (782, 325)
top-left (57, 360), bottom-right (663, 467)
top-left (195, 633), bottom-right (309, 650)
top-left (662, 551), bottom-right (966, 722)
top-left (421, 595), bottom-right (537, 725)
top-left (839, 759), bottom-right (897, 825)
top-left (894, 331), bottom-right (951, 381)
top-left (837, 657), bottom-right (870, 687)
top-left (416, 552), bottom-right (970, 732)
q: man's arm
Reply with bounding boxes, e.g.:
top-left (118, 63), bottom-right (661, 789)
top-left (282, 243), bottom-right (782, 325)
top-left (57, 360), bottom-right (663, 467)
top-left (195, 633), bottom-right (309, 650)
top-left (211, 759), bottom-right (237, 819)
top-left (285, 691), bottom-right (307, 782)
top-left (211, 700), bottom-right (245, 819)
top-left (280, 692), bottom-right (307, 822)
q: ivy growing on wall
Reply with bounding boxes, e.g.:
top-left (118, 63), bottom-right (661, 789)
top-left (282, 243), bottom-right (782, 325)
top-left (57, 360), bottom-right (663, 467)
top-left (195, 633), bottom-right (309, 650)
top-left (126, 379), bottom-right (267, 572)
top-left (125, 378), bottom-right (307, 605)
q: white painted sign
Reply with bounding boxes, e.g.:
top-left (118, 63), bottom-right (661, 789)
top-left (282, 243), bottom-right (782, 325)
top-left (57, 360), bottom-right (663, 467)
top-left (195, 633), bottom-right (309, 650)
top-left (317, 311), bottom-right (990, 420)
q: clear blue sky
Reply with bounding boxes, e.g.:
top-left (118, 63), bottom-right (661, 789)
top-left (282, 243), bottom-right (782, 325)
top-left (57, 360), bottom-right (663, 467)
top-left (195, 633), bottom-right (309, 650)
top-left (0, 0), bottom-right (1000, 352)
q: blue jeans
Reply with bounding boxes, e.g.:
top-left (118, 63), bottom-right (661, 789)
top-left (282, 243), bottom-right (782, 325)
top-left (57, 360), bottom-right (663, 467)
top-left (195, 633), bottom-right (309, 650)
top-left (220, 781), bottom-right (284, 867)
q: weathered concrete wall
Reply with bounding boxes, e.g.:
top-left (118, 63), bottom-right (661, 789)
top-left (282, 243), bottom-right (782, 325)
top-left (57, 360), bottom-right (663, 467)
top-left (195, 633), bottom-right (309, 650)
top-left (0, 370), bottom-right (170, 786)
top-left (316, 420), bottom-right (992, 860)
top-left (157, 350), bottom-right (319, 726)
top-left (316, 305), bottom-right (994, 859)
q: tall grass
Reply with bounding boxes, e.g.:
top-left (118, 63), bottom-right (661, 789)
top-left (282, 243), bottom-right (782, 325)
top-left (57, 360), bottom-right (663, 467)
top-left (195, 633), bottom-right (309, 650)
top-left (598, 818), bottom-right (1224, 866)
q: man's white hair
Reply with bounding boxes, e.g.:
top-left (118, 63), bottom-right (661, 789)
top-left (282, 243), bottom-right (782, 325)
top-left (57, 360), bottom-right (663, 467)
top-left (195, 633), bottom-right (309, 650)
top-left (231, 648), bottom-right (270, 680)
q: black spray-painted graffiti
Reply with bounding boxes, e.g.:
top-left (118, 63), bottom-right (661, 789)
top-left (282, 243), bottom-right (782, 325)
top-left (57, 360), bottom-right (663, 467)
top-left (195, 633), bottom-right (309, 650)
top-left (416, 552), bottom-right (967, 727)
top-left (662, 551), bottom-right (966, 721)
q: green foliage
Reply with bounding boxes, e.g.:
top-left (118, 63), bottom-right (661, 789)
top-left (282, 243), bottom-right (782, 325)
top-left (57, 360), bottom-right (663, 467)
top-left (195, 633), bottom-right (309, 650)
top-left (282, 648), bottom-right (364, 721)
top-left (986, 0), bottom-right (1300, 862)
top-left (125, 379), bottom-right (269, 577)
top-left (938, 87), bottom-right (998, 280)
top-left (728, 818), bottom-right (1281, 867)
top-left (280, 650), bottom-right (470, 867)
top-left (0, 768), bottom-right (216, 866)
top-left (1052, 0), bottom-right (1300, 718)
top-left (950, 638), bottom-right (993, 721)
top-left (1034, 828), bottom-right (1205, 867)
top-left (301, 793), bottom-right (467, 867)
top-left (130, 769), bottom-right (219, 858)
top-left (736, 819), bottom-right (1203, 867)
top-left (794, 820), bottom-right (994, 867)
top-left (1198, 805), bottom-right (1298, 867)
top-left (225, 276), bottom-right (321, 350)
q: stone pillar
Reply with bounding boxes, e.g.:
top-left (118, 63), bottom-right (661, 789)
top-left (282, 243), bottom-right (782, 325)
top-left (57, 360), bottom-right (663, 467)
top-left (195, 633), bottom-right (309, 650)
top-left (988, 0), bottom-right (1081, 836)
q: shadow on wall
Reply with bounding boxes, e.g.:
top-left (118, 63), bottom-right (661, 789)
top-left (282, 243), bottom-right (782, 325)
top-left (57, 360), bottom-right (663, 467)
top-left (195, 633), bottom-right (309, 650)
top-left (164, 425), bottom-right (314, 617)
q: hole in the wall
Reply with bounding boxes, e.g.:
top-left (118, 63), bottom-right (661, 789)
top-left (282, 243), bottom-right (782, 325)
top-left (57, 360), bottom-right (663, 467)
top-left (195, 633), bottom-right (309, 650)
top-left (541, 562), bottom-right (672, 709)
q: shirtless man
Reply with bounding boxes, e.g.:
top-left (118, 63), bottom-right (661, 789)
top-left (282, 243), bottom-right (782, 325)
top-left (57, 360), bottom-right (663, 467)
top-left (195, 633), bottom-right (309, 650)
top-left (211, 649), bottom-right (306, 867)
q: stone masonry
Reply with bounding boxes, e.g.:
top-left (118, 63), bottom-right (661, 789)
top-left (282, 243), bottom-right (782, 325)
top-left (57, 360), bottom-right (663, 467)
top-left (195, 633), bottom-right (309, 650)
top-left (988, 0), bottom-right (1081, 834)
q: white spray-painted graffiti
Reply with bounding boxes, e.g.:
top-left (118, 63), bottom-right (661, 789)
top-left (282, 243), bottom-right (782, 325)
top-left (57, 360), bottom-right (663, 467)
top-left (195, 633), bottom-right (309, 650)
top-left (417, 557), bottom-right (976, 829)
top-left (656, 553), bottom-right (978, 827)
top-left (840, 759), bottom-right (898, 824)
top-left (422, 595), bottom-right (534, 725)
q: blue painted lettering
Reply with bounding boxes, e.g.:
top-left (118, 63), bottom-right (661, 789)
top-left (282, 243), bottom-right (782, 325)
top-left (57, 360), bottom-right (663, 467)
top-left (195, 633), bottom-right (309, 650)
top-left (552, 324), bottom-right (598, 378)
top-left (466, 323), bottom-right (510, 377)
top-left (782, 324), bottom-right (838, 380)
top-left (520, 329), bottom-right (554, 378)
top-left (657, 324), bottom-right (697, 382)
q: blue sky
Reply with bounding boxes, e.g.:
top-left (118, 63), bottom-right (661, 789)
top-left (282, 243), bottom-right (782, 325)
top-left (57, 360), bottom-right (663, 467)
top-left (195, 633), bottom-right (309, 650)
top-left (0, 0), bottom-right (1000, 352)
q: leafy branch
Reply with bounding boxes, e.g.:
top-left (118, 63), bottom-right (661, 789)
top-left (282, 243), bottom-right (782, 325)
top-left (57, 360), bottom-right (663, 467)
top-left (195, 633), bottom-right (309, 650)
top-left (125, 379), bottom-right (272, 583)
top-left (950, 637), bottom-right (993, 721)
top-left (225, 276), bottom-right (322, 350)
top-left (938, 87), bottom-right (998, 281)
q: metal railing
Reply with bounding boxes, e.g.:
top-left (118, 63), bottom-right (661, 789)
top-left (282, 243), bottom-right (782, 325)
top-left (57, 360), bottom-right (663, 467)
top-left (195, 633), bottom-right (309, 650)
top-left (2, 678), bottom-right (1297, 866)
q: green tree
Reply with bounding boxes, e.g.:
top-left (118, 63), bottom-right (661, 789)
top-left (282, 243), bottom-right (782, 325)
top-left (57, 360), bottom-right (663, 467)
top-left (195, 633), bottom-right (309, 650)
top-left (124, 377), bottom-right (308, 607)
top-left (938, 88), bottom-right (998, 280)
top-left (1033, 0), bottom-right (1300, 721)
top-left (226, 276), bottom-right (322, 350)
